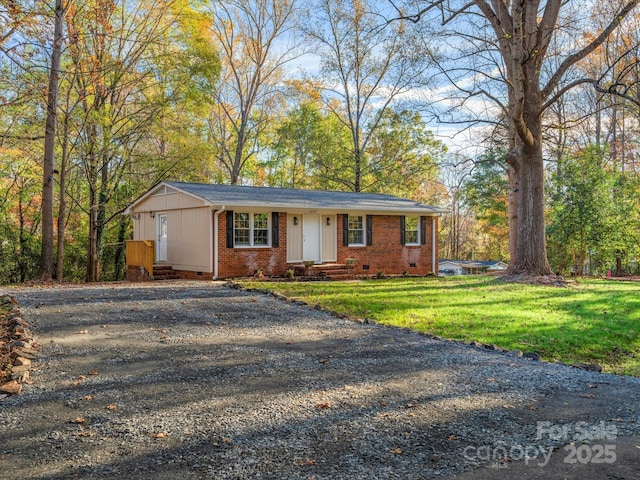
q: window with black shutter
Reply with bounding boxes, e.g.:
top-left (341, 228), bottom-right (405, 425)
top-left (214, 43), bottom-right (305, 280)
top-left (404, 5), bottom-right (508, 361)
top-left (272, 212), bottom-right (279, 247)
top-left (226, 210), bottom-right (234, 248)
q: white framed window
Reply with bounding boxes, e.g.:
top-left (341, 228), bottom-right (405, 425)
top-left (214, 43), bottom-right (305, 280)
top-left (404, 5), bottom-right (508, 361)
top-left (234, 212), bottom-right (270, 247)
top-left (404, 216), bottom-right (419, 245)
top-left (348, 215), bottom-right (365, 246)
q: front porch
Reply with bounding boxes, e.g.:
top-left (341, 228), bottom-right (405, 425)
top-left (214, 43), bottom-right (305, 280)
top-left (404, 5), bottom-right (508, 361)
top-left (293, 263), bottom-right (355, 281)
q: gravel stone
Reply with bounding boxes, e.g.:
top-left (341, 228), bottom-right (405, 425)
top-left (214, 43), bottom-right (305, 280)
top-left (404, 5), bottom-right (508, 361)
top-left (0, 281), bottom-right (639, 479)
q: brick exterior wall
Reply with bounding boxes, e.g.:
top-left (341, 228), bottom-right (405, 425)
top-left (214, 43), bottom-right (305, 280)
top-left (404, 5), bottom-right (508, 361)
top-left (172, 270), bottom-right (214, 280)
top-left (170, 211), bottom-right (437, 279)
top-left (217, 210), bottom-right (289, 278)
top-left (336, 214), bottom-right (437, 276)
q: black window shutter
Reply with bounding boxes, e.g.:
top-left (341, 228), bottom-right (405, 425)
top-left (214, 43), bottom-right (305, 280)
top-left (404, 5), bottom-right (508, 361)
top-left (420, 216), bottom-right (427, 245)
top-left (342, 214), bottom-right (349, 246)
top-left (400, 216), bottom-right (406, 245)
top-left (366, 215), bottom-right (373, 246)
top-left (272, 212), bottom-right (279, 247)
top-left (226, 210), bottom-right (234, 248)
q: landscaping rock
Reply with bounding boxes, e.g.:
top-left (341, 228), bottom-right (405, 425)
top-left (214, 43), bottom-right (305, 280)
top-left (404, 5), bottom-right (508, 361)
top-left (10, 370), bottom-right (29, 382)
top-left (0, 380), bottom-right (22, 395)
top-left (571, 362), bottom-right (603, 372)
top-left (523, 351), bottom-right (542, 361)
top-left (13, 357), bottom-right (31, 367)
top-left (10, 348), bottom-right (37, 360)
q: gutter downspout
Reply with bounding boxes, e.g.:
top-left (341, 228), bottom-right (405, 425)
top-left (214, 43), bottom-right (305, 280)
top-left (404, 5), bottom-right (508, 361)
top-left (212, 206), bottom-right (226, 280)
top-left (432, 216), bottom-right (437, 275)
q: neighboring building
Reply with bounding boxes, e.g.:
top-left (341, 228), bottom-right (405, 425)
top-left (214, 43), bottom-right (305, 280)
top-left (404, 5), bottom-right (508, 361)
top-left (124, 182), bottom-right (447, 280)
top-left (438, 259), bottom-right (508, 276)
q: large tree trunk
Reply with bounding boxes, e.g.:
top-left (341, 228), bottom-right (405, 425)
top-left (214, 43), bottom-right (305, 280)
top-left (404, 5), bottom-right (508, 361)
top-left (509, 142), bottom-right (553, 276)
top-left (87, 187), bottom-right (99, 282)
top-left (113, 216), bottom-right (127, 281)
top-left (55, 100), bottom-right (71, 282)
top-left (507, 164), bottom-right (518, 265)
top-left (39, 0), bottom-right (65, 281)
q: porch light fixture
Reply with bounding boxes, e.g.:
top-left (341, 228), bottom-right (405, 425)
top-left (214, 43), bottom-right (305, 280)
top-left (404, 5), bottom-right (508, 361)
top-left (293, 216), bottom-right (298, 225)
top-left (326, 217), bottom-right (331, 226)
top-left (149, 211), bottom-right (155, 218)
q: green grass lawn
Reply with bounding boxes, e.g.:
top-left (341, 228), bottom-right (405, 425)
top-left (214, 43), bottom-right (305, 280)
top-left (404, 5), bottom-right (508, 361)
top-left (241, 276), bottom-right (640, 376)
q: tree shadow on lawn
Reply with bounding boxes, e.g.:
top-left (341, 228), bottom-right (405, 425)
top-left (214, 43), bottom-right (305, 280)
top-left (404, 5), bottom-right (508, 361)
top-left (290, 279), bottom-right (640, 371)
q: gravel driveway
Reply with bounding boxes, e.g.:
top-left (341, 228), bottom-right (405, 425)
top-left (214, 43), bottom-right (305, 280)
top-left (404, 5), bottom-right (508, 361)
top-left (1, 281), bottom-right (639, 479)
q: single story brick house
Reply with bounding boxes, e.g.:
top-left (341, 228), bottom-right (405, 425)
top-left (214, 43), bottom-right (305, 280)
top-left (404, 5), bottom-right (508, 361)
top-left (124, 181), bottom-right (447, 280)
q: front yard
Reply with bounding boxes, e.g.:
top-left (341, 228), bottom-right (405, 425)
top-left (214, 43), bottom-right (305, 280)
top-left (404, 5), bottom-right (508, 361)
top-left (241, 276), bottom-right (640, 376)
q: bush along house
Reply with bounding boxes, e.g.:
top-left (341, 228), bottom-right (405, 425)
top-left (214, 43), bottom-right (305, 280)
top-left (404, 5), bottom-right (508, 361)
top-left (124, 182), bottom-right (448, 281)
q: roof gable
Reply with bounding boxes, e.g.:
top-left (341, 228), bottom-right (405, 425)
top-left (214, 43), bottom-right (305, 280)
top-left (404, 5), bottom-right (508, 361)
top-left (132, 181), bottom-right (448, 215)
top-left (124, 183), bottom-right (212, 214)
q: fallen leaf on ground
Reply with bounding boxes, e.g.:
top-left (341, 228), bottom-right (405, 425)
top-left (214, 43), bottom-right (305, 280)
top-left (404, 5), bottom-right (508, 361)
top-left (154, 432), bottom-right (167, 439)
top-left (70, 417), bottom-right (86, 424)
top-left (297, 459), bottom-right (316, 466)
top-left (319, 358), bottom-right (329, 364)
top-left (448, 435), bottom-right (458, 441)
top-left (76, 375), bottom-right (86, 380)
top-left (81, 395), bottom-right (93, 401)
top-left (389, 448), bottom-right (403, 454)
top-left (315, 402), bottom-right (331, 410)
top-left (406, 402), bottom-right (418, 408)
top-left (106, 404), bottom-right (116, 411)
top-left (78, 330), bottom-right (88, 334)
top-left (88, 370), bottom-right (99, 375)
top-left (77, 430), bottom-right (92, 437)
top-left (379, 402), bottom-right (389, 407)
top-left (580, 393), bottom-right (596, 399)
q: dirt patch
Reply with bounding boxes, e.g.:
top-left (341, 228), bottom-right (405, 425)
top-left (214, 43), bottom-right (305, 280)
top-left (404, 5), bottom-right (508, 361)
top-left (1, 281), bottom-right (639, 479)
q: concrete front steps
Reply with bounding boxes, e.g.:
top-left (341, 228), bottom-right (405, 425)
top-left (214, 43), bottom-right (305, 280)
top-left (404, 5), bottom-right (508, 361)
top-left (294, 263), bottom-right (355, 281)
top-left (152, 265), bottom-right (180, 280)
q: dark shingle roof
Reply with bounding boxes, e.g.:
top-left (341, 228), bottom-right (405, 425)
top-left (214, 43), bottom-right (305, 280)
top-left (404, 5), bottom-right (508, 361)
top-left (165, 182), bottom-right (447, 214)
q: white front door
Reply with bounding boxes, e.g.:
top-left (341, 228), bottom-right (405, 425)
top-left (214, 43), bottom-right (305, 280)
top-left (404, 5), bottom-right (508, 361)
top-left (302, 214), bottom-right (321, 263)
top-left (156, 213), bottom-right (168, 262)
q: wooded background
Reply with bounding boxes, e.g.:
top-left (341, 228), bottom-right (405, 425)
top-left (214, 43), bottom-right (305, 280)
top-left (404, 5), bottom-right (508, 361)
top-left (1, 0), bottom-right (639, 283)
